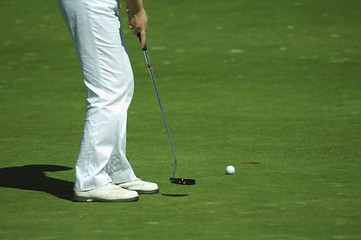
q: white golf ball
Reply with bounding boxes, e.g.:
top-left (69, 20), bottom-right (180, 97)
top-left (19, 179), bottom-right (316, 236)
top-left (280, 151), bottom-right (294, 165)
top-left (226, 165), bottom-right (235, 175)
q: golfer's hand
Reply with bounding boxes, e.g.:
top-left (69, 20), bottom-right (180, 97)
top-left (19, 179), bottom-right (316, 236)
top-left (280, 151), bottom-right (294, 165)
top-left (127, 6), bottom-right (148, 49)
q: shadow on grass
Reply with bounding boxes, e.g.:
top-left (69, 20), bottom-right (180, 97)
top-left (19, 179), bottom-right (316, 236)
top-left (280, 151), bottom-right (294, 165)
top-left (161, 193), bottom-right (189, 197)
top-left (0, 165), bottom-right (74, 201)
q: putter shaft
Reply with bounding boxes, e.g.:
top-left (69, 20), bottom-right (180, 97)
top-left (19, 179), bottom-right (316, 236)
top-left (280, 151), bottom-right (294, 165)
top-left (141, 48), bottom-right (178, 178)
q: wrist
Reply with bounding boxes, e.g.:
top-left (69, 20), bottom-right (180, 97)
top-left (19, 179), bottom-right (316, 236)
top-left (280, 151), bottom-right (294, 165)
top-left (125, 0), bottom-right (144, 13)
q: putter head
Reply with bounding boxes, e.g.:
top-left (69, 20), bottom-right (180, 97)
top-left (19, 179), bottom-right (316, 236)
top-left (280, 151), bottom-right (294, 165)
top-left (170, 178), bottom-right (196, 185)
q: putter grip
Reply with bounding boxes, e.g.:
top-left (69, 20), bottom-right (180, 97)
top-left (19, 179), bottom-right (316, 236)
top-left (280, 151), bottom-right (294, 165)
top-left (137, 33), bottom-right (147, 51)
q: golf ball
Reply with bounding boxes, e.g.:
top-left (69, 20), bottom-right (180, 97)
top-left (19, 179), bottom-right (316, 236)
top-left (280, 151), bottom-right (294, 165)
top-left (226, 165), bottom-right (235, 175)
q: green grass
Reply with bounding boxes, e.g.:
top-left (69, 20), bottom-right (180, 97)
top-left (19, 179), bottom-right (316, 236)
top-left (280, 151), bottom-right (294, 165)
top-left (1, 0), bottom-right (361, 239)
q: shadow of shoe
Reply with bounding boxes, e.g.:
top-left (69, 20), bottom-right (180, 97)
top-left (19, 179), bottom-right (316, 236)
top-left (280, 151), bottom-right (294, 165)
top-left (0, 165), bottom-right (74, 201)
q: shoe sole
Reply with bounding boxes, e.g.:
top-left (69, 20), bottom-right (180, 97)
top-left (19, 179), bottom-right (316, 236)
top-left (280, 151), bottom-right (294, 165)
top-left (73, 195), bottom-right (139, 203)
top-left (136, 189), bottom-right (159, 194)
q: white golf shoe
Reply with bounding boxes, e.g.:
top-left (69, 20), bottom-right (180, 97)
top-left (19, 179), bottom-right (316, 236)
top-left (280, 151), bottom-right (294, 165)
top-left (117, 178), bottom-right (159, 194)
top-left (73, 183), bottom-right (139, 202)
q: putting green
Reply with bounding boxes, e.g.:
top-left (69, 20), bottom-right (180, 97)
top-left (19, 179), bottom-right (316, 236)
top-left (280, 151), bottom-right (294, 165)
top-left (1, 0), bottom-right (361, 239)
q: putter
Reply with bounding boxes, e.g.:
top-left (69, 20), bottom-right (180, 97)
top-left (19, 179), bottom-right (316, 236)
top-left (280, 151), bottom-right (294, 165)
top-left (138, 35), bottom-right (195, 185)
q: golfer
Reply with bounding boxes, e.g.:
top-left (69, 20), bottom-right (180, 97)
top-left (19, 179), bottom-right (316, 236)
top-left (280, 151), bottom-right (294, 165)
top-left (58, 0), bottom-right (158, 202)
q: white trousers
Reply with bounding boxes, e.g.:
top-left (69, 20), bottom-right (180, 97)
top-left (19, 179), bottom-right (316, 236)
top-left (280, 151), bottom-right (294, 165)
top-left (59, 0), bottom-right (136, 191)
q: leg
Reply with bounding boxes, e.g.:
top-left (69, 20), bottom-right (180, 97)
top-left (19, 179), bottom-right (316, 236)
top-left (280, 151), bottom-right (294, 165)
top-left (59, 0), bottom-right (135, 191)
